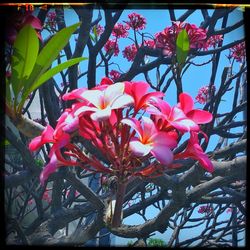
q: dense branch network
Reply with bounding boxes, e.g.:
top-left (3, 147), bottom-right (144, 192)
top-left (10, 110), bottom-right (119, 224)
top-left (4, 6), bottom-right (246, 246)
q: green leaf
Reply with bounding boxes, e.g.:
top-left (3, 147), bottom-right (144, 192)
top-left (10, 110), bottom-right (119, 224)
top-left (17, 22), bottom-right (81, 112)
top-left (22, 22), bottom-right (81, 96)
top-left (176, 29), bottom-right (190, 65)
top-left (1, 139), bottom-right (10, 147)
top-left (10, 25), bottom-right (39, 96)
top-left (26, 57), bottom-right (87, 94)
top-left (93, 25), bottom-right (98, 42)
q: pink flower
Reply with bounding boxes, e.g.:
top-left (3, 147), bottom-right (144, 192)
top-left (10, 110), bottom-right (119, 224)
top-left (195, 85), bottom-right (216, 104)
top-left (40, 150), bottom-right (78, 186)
top-left (155, 21), bottom-right (208, 55)
top-left (46, 11), bottom-right (57, 29)
top-left (28, 199), bottom-right (33, 205)
top-left (42, 189), bottom-right (52, 203)
top-left (112, 23), bottom-right (129, 38)
top-left (144, 39), bottom-right (155, 48)
top-left (178, 92), bottom-right (213, 125)
top-left (109, 70), bottom-right (121, 81)
top-left (146, 98), bottom-right (200, 132)
top-left (122, 44), bottom-right (138, 61)
top-left (92, 24), bottom-right (104, 36)
top-left (204, 34), bottom-right (223, 50)
top-left (104, 39), bottom-right (119, 56)
top-left (198, 205), bottom-right (213, 214)
top-left (226, 208), bottom-right (233, 213)
top-left (121, 117), bottom-right (177, 165)
top-left (185, 23), bottom-right (207, 49)
top-left (124, 81), bottom-right (164, 113)
top-left (126, 12), bottom-right (146, 31)
top-left (74, 82), bottom-right (134, 121)
top-left (174, 131), bottom-right (214, 172)
top-left (229, 42), bottom-right (246, 62)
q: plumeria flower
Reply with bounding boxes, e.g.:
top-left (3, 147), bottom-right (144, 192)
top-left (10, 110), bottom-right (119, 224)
top-left (112, 23), bottom-right (129, 38)
top-left (178, 92), bottom-right (213, 125)
top-left (39, 152), bottom-right (77, 186)
top-left (126, 12), bottom-right (146, 31)
top-left (195, 85), bottom-right (216, 104)
top-left (174, 131), bottom-right (214, 172)
top-left (104, 39), bottom-right (119, 56)
top-left (146, 97), bottom-right (200, 132)
top-left (109, 70), bottom-right (121, 81)
top-left (122, 44), bottom-right (138, 61)
top-left (122, 117), bottom-right (177, 165)
top-left (229, 42), bottom-right (246, 62)
top-left (74, 82), bottom-right (134, 121)
top-left (124, 81), bottom-right (164, 113)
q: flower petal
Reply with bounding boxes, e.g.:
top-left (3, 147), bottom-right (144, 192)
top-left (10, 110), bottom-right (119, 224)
top-left (29, 125), bottom-right (54, 151)
top-left (151, 131), bottom-right (177, 149)
top-left (129, 138), bottom-right (152, 157)
top-left (90, 107), bottom-right (112, 121)
top-left (151, 145), bottom-right (173, 165)
top-left (62, 87), bottom-right (87, 101)
top-left (196, 152), bottom-right (214, 172)
top-left (111, 94), bottom-right (134, 109)
top-left (104, 82), bottom-right (124, 106)
top-left (179, 92), bottom-right (194, 114)
top-left (81, 89), bottom-right (103, 108)
top-left (40, 153), bottom-right (58, 186)
top-left (74, 106), bottom-right (98, 116)
top-left (121, 118), bottom-right (143, 139)
top-left (141, 116), bottom-right (157, 141)
top-left (187, 109), bottom-right (213, 124)
top-left (169, 119), bottom-right (200, 132)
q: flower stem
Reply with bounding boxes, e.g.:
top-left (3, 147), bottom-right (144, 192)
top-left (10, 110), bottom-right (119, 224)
top-left (111, 181), bottom-right (127, 228)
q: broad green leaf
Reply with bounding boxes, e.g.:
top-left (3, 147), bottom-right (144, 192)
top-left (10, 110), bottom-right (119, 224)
top-left (22, 22), bottom-right (81, 97)
top-left (176, 29), bottom-right (190, 65)
top-left (17, 22), bottom-right (81, 112)
top-left (10, 25), bottom-right (39, 96)
top-left (25, 57), bottom-right (87, 95)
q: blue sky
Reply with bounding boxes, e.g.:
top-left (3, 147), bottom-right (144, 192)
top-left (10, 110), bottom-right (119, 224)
top-left (40, 7), bottom-right (245, 246)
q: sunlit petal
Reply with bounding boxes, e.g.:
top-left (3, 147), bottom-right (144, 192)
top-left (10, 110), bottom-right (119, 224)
top-left (111, 94), bottom-right (134, 109)
top-left (187, 109), bottom-right (213, 124)
top-left (179, 92), bottom-right (194, 113)
top-left (104, 82), bottom-right (124, 106)
top-left (90, 107), bottom-right (112, 121)
top-left (81, 90), bottom-right (103, 108)
top-left (129, 138), bottom-right (152, 156)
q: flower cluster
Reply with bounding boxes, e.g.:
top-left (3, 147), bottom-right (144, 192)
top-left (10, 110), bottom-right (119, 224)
top-left (126, 12), bottom-right (146, 31)
top-left (144, 39), bottom-right (155, 49)
top-left (92, 24), bottom-right (104, 36)
top-left (229, 42), bottom-right (246, 62)
top-left (46, 11), bottom-right (57, 30)
top-left (112, 23), bottom-right (129, 38)
top-left (122, 44), bottom-right (138, 61)
top-left (104, 39), bottom-right (120, 56)
top-left (195, 85), bottom-right (216, 104)
top-left (109, 70), bottom-right (121, 81)
top-left (155, 21), bottom-right (223, 56)
top-left (198, 205), bottom-right (213, 214)
top-left (204, 34), bottom-right (223, 50)
top-left (29, 78), bottom-right (213, 185)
